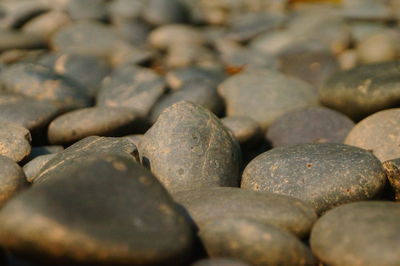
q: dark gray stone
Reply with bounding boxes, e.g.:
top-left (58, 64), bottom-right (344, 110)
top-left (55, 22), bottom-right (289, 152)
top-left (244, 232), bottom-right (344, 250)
top-left (174, 187), bottom-right (317, 238)
top-left (311, 201), bottom-right (400, 266)
top-left (319, 61), bottom-right (400, 120)
top-left (242, 143), bottom-right (386, 214)
top-left (218, 69), bottom-right (318, 131)
top-left (0, 122), bottom-right (31, 162)
top-left (0, 63), bottom-right (90, 110)
top-left (266, 107), bottom-right (355, 147)
top-left (23, 154), bottom-right (55, 183)
top-left (97, 65), bottom-right (166, 117)
top-left (139, 101), bottom-right (241, 194)
top-left (199, 218), bottom-right (316, 266)
top-left (344, 108), bottom-right (400, 162)
top-left (0, 153), bottom-right (193, 265)
top-left (0, 155), bottom-right (29, 206)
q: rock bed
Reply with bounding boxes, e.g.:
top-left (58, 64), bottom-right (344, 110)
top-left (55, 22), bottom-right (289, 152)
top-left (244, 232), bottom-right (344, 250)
top-left (0, 0), bottom-right (400, 265)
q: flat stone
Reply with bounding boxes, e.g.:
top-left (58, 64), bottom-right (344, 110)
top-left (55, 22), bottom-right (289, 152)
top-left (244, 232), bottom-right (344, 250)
top-left (192, 258), bottom-right (250, 266)
top-left (344, 108), bottom-right (400, 161)
top-left (0, 122), bottom-right (31, 162)
top-left (174, 187), bottom-right (317, 238)
top-left (139, 101), bottom-right (241, 194)
top-left (33, 136), bottom-right (138, 184)
top-left (47, 107), bottom-right (141, 145)
top-left (266, 106), bottom-right (355, 147)
top-left (0, 63), bottom-right (90, 110)
top-left (221, 116), bottom-right (262, 146)
top-left (23, 154), bottom-right (55, 183)
top-left (319, 61), bottom-right (400, 120)
top-left (382, 158), bottom-right (400, 200)
top-left (218, 69), bottom-right (318, 131)
top-left (150, 81), bottom-right (224, 123)
top-left (0, 94), bottom-right (60, 131)
top-left (0, 153), bottom-right (193, 265)
top-left (22, 11), bottom-right (71, 38)
top-left (0, 155), bottom-right (29, 206)
top-left (96, 65), bottom-right (166, 117)
top-left (242, 143), bottom-right (386, 214)
top-left (199, 218), bottom-right (316, 266)
top-left (310, 201), bottom-right (400, 266)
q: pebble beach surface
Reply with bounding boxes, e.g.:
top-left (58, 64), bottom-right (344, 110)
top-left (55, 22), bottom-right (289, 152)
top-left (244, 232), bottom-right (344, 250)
top-left (0, 0), bottom-right (400, 265)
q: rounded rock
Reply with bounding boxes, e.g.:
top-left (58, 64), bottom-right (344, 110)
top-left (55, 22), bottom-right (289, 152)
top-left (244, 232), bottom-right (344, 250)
top-left (0, 122), bottom-right (31, 162)
top-left (23, 154), bottom-right (56, 183)
top-left (221, 116), bottom-right (262, 146)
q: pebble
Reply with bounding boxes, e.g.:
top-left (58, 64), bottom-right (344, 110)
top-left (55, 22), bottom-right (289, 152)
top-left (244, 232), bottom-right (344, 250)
top-left (0, 30), bottom-right (46, 51)
top-left (218, 69), bottom-right (318, 131)
top-left (174, 187), bottom-right (317, 238)
top-left (310, 201), bottom-right (400, 266)
top-left (107, 0), bottom-right (144, 21)
top-left (165, 43), bottom-right (217, 69)
top-left (0, 122), bottom-right (31, 162)
top-left (0, 0), bottom-right (49, 30)
top-left (319, 61), bottom-right (400, 120)
top-left (382, 158), bottom-right (400, 200)
top-left (0, 48), bottom-right (46, 65)
top-left (96, 65), bottom-right (166, 117)
top-left (0, 63), bottom-right (90, 110)
top-left (221, 116), bottom-right (262, 146)
top-left (25, 145), bottom-right (64, 162)
top-left (0, 153), bottom-right (193, 265)
top-left (47, 107), bottom-right (141, 145)
top-left (66, 0), bottom-right (108, 21)
top-left (112, 19), bottom-right (151, 46)
top-left (356, 31), bottom-right (399, 64)
top-left (23, 154), bottom-right (55, 183)
top-left (242, 143), bottom-right (386, 214)
top-left (266, 106), bottom-right (355, 147)
top-left (142, 0), bottom-right (188, 25)
top-left (192, 258), bottom-right (250, 266)
top-left (199, 218), bottom-right (316, 266)
top-left (139, 101), bottom-right (241, 194)
top-left (22, 11), bottom-right (71, 38)
top-left (0, 155), bottom-right (29, 207)
top-left (123, 134), bottom-right (145, 148)
top-left (344, 108), bottom-right (400, 161)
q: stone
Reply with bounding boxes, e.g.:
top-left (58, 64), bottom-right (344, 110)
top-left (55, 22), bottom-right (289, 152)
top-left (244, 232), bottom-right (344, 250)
top-left (108, 41), bottom-right (155, 67)
top-left (142, 0), bottom-right (188, 25)
top-left (0, 155), bottom-right (29, 206)
top-left (25, 145), bottom-right (64, 162)
top-left (310, 201), bottom-right (400, 266)
top-left (382, 158), bottom-right (400, 200)
top-left (112, 19), bottom-right (151, 46)
top-left (108, 0), bottom-right (144, 21)
top-left (33, 136), bottom-right (138, 184)
top-left (0, 49), bottom-right (46, 65)
top-left (356, 31), bottom-right (399, 64)
top-left (0, 30), bottom-right (46, 51)
top-left (344, 108), bottom-right (400, 162)
top-left (23, 154), bottom-right (55, 183)
top-left (266, 106), bottom-right (355, 147)
top-left (22, 11), bottom-right (71, 38)
top-left (0, 153), bottom-right (193, 265)
top-left (47, 107), bottom-right (141, 145)
top-left (0, 63), bottom-right (90, 110)
top-left (38, 53), bottom-right (111, 98)
top-left (96, 65), bottom-right (166, 117)
top-left (0, 0), bottom-right (49, 30)
top-left (150, 82), bottom-right (224, 123)
top-left (199, 218), bottom-right (316, 266)
top-left (174, 187), bottom-right (317, 238)
top-left (0, 122), bottom-right (31, 162)
top-left (165, 43), bottom-right (217, 69)
top-left (66, 0), bottom-right (108, 21)
top-left (242, 143), bottom-right (386, 214)
top-left (218, 69), bottom-right (318, 131)
top-left (192, 258), bottom-right (250, 266)
top-left (139, 101), bottom-right (241, 194)
top-left (221, 116), bottom-right (261, 146)
top-left (249, 30), bottom-right (294, 56)
top-left (319, 61), bottom-right (400, 120)
top-left (337, 49), bottom-right (358, 70)
top-left (341, 0), bottom-right (391, 20)
top-left (124, 134), bottom-right (145, 148)
top-left (0, 94), bottom-right (60, 132)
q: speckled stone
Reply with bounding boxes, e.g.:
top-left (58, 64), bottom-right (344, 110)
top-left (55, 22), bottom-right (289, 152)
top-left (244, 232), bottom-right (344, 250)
top-left (0, 63), bottom-right (90, 110)
top-left (344, 108), bottom-right (400, 162)
top-left (0, 153), bottom-right (193, 265)
top-left (221, 116), bottom-right (262, 146)
top-left (382, 158), bottom-right (400, 200)
top-left (139, 101), bottom-right (241, 194)
top-left (47, 107), bottom-right (141, 145)
top-left (192, 258), bottom-right (250, 266)
top-left (0, 122), bottom-right (31, 162)
top-left (23, 154), bottom-right (55, 183)
top-left (311, 201), bottom-right (400, 266)
top-left (33, 136), bottom-right (138, 184)
top-left (266, 107), bottom-right (355, 147)
top-left (0, 155), bottom-right (28, 206)
top-left (218, 69), bottom-right (318, 131)
top-left (97, 65), bottom-right (166, 117)
top-left (242, 143), bottom-right (386, 214)
top-left (174, 187), bottom-right (317, 238)
top-left (199, 218), bottom-right (316, 266)
top-left (319, 61), bottom-right (400, 120)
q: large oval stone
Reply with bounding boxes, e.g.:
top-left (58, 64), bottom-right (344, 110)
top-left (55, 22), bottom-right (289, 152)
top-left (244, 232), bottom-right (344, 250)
top-left (0, 154), bottom-right (193, 265)
top-left (174, 187), bottom-right (317, 238)
top-left (0, 122), bottom-right (31, 162)
top-left (218, 69), bottom-right (318, 131)
top-left (139, 101), bottom-right (241, 194)
top-left (344, 108), bottom-right (400, 162)
top-left (199, 218), bottom-right (316, 266)
top-left (310, 201), bottom-right (400, 266)
top-left (319, 61), bottom-right (400, 120)
top-left (242, 143), bottom-right (386, 214)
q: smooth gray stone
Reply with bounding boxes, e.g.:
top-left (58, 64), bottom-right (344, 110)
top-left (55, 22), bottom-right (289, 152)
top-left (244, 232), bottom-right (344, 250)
top-left (112, 19), bottom-right (151, 46)
top-left (23, 154), bottom-right (55, 183)
top-left (311, 201), bottom-right (400, 266)
top-left (242, 143), bottom-right (386, 214)
top-left (139, 101), bottom-right (241, 194)
top-left (174, 187), bottom-right (317, 238)
top-left (0, 122), bottom-right (31, 162)
top-left (0, 153), bottom-right (193, 265)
